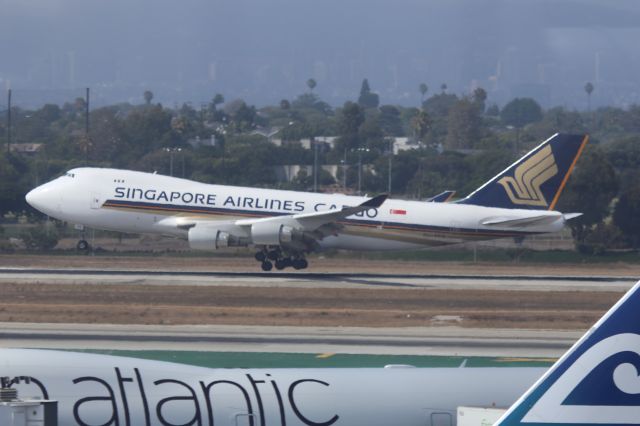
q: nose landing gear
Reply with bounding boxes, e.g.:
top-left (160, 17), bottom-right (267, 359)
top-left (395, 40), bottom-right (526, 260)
top-left (76, 239), bottom-right (90, 252)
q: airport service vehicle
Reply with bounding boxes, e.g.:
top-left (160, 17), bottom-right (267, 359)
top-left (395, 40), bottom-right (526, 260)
top-left (3, 279), bottom-right (640, 425)
top-left (25, 133), bottom-right (587, 270)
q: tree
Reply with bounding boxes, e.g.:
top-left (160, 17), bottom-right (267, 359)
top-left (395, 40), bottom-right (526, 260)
top-left (337, 101), bottom-right (365, 151)
top-left (411, 109), bottom-right (431, 142)
top-left (213, 93), bottom-right (225, 106)
top-left (419, 83), bottom-right (428, 103)
top-left (472, 87), bottom-right (487, 113)
top-left (143, 90), bottom-right (154, 105)
top-left (556, 147), bottom-right (619, 248)
top-left (378, 105), bottom-right (404, 136)
top-left (613, 185), bottom-right (640, 248)
top-left (440, 83), bottom-right (447, 93)
top-left (358, 79), bottom-right (380, 109)
top-left (280, 99), bottom-right (290, 110)
top-left (445, 98), bottom-right (482, 150)
top-left (501, 98), bottom-right (543, 128)
top-left (501, 97), bottom-right (543, 155)
top-left (306, 78), bottom-right (317, 93)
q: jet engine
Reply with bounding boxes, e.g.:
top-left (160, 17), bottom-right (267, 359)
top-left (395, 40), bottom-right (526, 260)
top-left (188, 224), bottom-right (249, 250)
top-left (250, 221), bottom-right (302, 246)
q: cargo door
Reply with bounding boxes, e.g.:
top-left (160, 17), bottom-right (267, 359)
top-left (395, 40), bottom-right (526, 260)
top-left (90, 192), bottom-right (102, 209)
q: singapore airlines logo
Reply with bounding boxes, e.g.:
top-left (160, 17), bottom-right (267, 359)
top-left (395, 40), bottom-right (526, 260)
top-left (497, 145), bottom-right (558, 207)
top-left (520, 333), bottom-right (640, 424)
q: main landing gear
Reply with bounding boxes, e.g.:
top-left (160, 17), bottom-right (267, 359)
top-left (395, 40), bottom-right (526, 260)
top-left (254, 248), bottom-right (308, 271)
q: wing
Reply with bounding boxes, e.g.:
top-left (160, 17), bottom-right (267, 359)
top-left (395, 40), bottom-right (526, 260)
top-left (235, 193), bottom-right (387, 231)
top-left (157, 194), bottom-right (388, 251)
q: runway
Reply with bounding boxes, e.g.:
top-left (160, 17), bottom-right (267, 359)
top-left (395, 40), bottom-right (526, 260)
top-left (0, 267), bottom-right (635, 358)
top-left (0, 322), bottom-right (581, 357)
top-left (0, 267), bottom-right (635, 291)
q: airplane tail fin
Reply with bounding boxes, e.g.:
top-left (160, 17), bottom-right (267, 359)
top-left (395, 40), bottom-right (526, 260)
top-left (426, 190), bottom-right (456, 203)
top-left (495, 279), bottom-right (640, 425)
top-left (457, 134), bottom-right (588, 210)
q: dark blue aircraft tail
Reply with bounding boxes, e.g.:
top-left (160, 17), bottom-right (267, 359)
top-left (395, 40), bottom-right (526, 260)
top-left (426, 190), bottom-right (456, 203)
top-left (457, 134), bottom-right (588, 210)
top-left (496, 279), bottom-right (640, 425)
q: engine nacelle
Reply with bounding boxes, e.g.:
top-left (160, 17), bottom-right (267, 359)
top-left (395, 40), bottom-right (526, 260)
top-left (188, 224), bottom-right (248, 250)
top-left (251, 221), bottom-right (298, 246)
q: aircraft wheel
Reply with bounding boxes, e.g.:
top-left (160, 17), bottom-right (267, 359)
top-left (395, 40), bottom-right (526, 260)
top-left (255, 251), bottom-right (266, 262)
top-left (76, 240), bottom-right (90, 251)
top-left (282, 257), bottom-right (293, 268)
top-left (274, 259), bottom-right (286, 270)
top-left (261, 261), bottom-right (273, 272)
top-left (292, 258), bottom-right (308, 270)
top-left (267, 250), bottom-right (280, 261)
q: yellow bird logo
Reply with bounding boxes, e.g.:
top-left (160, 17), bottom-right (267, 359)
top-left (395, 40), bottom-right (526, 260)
top-left (497, 145), bottom-right (558, 207)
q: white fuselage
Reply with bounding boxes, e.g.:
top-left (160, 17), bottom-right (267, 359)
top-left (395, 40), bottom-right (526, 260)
top-left (26, 168), bottom-right (567, 251)
top-left (3, 349), bottom-right (545, 426)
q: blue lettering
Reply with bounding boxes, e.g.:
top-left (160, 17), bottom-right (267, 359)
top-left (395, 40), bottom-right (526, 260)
top-left (144, 189), bottom-right (156, 200)
top-left (115, 187), bottom-right (125, 198)
top-left (182, 193), bottom-right (194, 204)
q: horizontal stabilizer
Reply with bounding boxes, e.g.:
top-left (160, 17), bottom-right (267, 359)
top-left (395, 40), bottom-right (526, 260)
top-left (481, 214), bottom-right (563, 228)
top-left (563, 212), bottom-right (582, 221)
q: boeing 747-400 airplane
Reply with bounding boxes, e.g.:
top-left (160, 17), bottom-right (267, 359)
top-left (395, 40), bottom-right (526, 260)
top-left (25, 133), bottom-right (587, 270)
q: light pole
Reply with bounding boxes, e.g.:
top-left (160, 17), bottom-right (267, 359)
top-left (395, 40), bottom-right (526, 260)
top-left (356, 147), bottom-right (370, 196)
top-left (341, 148), bottom-right (348, 193)
top-left (163, 147), bottom-right (182, 177)
top-left (312, 137), bottom-right (318, 192)
top-left (6, 89), bottom-right (11, 154)
top-left (387, 138), bottom-right (394, 194)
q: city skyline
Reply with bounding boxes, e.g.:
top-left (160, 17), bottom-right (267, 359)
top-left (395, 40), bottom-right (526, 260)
top-left (2, 0), bottom-right (640, 109)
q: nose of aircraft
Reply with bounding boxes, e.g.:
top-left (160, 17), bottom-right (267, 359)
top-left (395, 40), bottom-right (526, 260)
top-left (25, 183), bottom-right (61, 215)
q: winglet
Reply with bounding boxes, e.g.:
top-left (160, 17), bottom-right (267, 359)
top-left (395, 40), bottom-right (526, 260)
top-left (358, 194), bottom-right (388, 209)
top-left (495, 279), bottom-right (640, 425)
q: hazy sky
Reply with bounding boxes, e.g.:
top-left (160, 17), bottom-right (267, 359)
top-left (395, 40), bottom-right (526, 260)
top-left (2, 0), bottom-right (640, 108)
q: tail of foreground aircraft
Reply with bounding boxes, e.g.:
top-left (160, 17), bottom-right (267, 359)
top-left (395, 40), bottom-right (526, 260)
top-left (495, 279), bottom-right (640, 425)
top-left (459, 133), bottom-right (588, 210)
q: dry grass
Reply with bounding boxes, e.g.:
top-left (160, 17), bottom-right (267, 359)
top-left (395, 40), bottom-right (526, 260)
top-left (0, 281), bottom-right (620, 329)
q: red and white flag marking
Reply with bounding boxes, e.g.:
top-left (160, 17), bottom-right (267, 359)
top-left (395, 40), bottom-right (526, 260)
top-left (390, 208), bottom-right (407, 215)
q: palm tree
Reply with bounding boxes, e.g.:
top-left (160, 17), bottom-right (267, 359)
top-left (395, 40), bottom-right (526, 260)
top-left (143, 90), bottom-right (154, 105)
top-left (584, 82), bottom-right (594, 113)
top-left (440, 83), bottom-right (447, 94)
top-left (419, 83), bottom-right (428, 104)
top-left (307, 78), bottom-right (317, 93)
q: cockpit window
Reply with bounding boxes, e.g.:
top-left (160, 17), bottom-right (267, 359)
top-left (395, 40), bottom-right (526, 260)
top-left (64, 172), bottom-right (76, 178)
